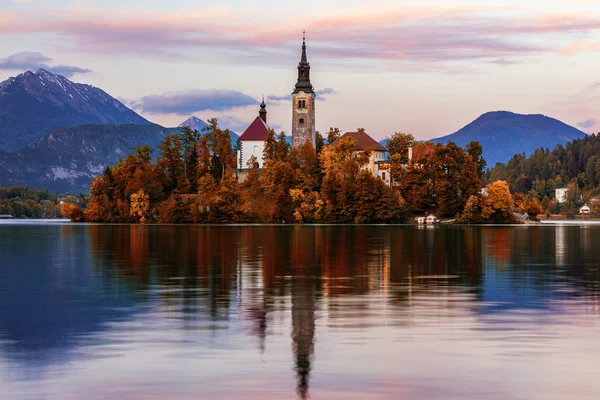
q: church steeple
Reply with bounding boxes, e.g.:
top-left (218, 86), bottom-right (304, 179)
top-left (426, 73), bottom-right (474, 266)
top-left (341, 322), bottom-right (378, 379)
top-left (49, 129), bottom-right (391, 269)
top-left (293, 31), bottom-right (314, 94)
top-left (291, 31), bottom-right (316, 149)
top-left (259, 96), bottom-right (267, 123)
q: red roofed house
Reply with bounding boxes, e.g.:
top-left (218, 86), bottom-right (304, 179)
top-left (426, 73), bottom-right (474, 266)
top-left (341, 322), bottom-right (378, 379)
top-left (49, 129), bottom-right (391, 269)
top-left (332, 131), bottom-right (391, 186)
top-left (237, 98), bottom-right (270, 169)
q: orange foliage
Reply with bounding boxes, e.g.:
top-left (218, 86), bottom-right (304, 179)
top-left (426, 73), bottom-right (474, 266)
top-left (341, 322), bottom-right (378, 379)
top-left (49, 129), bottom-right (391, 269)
top-left (61, 203), bottom-right (84, 222)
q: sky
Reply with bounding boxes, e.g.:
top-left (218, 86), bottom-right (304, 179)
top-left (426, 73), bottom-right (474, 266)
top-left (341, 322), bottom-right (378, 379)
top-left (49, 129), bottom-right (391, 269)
top-left (0, 0), bottom-right (599, 140)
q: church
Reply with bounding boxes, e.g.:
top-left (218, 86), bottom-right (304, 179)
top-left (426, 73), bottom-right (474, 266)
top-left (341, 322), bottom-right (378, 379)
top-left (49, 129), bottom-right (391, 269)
top-left (237, 33), bottom-right (317, 169)
top-left (236, 33), bottom-right (387, 185)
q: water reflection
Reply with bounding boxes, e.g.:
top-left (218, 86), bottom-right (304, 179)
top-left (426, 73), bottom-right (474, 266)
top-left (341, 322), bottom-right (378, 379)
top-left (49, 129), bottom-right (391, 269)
top-left (1, 224), bottom-right (600, 399)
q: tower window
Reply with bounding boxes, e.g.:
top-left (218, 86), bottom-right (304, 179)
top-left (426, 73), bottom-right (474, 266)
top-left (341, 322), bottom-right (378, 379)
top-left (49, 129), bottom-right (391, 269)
top-left (299, 118), bottom-right (305, 124)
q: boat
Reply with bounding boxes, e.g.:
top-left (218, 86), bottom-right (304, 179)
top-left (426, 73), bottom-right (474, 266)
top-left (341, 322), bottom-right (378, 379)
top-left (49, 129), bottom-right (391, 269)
top-left (426, 215), bottom-right (439, 225)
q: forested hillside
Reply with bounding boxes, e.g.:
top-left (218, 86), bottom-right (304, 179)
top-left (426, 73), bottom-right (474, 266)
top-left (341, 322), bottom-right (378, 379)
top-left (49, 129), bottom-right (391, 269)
top-left (487, 132), bottom-right (600, 212)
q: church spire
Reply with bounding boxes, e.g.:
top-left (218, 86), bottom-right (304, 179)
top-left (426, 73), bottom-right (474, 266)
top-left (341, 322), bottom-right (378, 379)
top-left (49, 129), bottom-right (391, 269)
top-left (301, 31), bottom-right (307, 64)
top-left (293, 32), bottom-right (313, 94)
top-left (259, 95), bottom-right (267, 123)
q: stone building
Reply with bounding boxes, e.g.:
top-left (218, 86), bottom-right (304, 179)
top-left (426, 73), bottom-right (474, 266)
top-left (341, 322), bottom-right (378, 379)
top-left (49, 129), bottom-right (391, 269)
top-left (292, 33), bottom-right (316, 149)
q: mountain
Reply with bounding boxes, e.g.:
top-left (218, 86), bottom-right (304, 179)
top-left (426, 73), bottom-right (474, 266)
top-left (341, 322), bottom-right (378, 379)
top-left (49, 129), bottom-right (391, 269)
top-left (178, 116), bottom-right (240, 143)
top-left (0, 69), bottom-right (150, 151)
top-left (0, 124), bottom-right (177, 193)
top-left (431, 111), bottom-right (586, 167)
top-left (179, 116), bottom-right (209, 132)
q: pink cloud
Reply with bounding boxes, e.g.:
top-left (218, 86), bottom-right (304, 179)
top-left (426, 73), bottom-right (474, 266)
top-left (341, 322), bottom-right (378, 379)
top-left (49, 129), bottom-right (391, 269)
top-left (561, 41), bottom-right (600, 55)
top-left (0, 5), bottom-right (599, 66)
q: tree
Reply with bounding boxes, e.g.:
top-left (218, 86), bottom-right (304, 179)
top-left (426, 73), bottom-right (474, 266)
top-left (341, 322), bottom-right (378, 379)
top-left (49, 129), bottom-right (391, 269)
top-left (275, 132), bottom-right (290, 161)
top-left (315, 131), bottom-right (325, 154)
top-left (326, 127), bottom-right (341, 145)
top-left (456, 195), bottom-right (482, 224)
top-left (130, 189), bottom-right (150, 223)
top-left (480, 181), bottom-right (515, 223)
top-left (525, 197), bottom-right (543, 220)
top-left (387, 132), bottom-right (415, 160)
top-left (263, 129), bottom-right (278, 163)
top-left (565, 181), bottom-right (584, 209)
top-left (61, 203), bottom-right (84, 222)
top-left (290, 189), bottom-right (324, 223)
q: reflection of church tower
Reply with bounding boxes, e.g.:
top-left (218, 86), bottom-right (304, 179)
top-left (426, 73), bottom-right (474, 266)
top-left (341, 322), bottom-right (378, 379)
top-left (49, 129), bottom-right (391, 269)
top-left (292, 32), bottom-right (316, 148)
top-left (291, 276), bottom-right (317, 399)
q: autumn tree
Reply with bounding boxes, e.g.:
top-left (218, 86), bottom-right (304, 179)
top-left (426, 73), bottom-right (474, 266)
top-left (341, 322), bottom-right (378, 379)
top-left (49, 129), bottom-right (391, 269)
top-left (275, 132), bottom-right (290, 161)
top-left (61, 202), bottom-right (84, 222)
top-left (130, 189), bottom-right (150, 223)
top-left (480, 180), bottom-right (515, 223)
top-left (387, 132), bottom-right (415, 160)
top-left (326, 127), bottom-right (341, 145)
top-left (456, 195), bottom-right (482, 224)
top-left (263, 129), bottom-right (278, 163)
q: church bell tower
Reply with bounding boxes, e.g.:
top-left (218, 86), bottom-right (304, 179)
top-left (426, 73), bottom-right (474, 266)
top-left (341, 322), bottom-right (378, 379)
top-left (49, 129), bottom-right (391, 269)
top-left (292, 32), bottom-right (316, 148)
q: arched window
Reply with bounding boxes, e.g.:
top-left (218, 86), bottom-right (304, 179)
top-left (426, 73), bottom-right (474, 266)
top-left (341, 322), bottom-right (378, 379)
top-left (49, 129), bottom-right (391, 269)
top-left (298, 100), bottom-right (302, 109)
top-left (299, 118), bottom-right (305, 125)
top-left (382, 172), bottom-right (386, 181)
top-left (253, 145), bottom-right (258, 154)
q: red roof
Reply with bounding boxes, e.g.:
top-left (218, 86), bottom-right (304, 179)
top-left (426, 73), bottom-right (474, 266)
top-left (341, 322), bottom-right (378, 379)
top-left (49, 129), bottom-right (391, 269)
top-left (333, 131), bottom-right (386, 151)
top-left (239, 116), bottom-right (270, 141)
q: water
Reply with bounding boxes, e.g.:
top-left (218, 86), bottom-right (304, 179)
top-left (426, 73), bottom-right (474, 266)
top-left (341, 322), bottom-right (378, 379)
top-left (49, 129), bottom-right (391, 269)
top-left (1, 223), bottom-right (599, 400)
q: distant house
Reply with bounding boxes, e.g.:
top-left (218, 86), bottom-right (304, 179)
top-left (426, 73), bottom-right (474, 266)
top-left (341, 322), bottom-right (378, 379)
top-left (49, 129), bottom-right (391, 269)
top-left (580, 204), bottom-right (591, 214)
top-left (555, 188), bottom-right (568, 203)
top-left (237, 99), bottom-right (270, 169)
top-left (332, 131), bottom-right (390, 185)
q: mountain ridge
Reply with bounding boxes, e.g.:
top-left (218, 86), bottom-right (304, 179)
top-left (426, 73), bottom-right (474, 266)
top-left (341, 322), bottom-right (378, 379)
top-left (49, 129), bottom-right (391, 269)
top-left (0, 69), bottom-right (151, 151)
top-left (430, 111), bottom-right (586, 166)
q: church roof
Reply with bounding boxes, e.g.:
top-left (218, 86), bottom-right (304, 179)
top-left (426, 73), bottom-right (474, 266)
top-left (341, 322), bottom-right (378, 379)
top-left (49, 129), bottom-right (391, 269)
top-left (239, 116), bottom-right (270, 141)
top-left (334, 131), bottom-right (387, 152)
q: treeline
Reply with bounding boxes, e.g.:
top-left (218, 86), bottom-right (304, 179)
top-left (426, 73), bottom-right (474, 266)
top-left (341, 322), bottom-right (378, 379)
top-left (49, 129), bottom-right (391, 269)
top-left (488, 132), bottom-right (600, 213)
top-left (60, 120), bottom-right (493, 224)
top-left (63, 121), bottom-right (408, 224)
top-left (0, 186), bottom-right (63, 218)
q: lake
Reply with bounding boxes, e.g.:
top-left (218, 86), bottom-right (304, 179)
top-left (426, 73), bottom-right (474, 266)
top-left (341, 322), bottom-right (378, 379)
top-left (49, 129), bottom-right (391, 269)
top-left (1, 223), bottom-right (599, 399)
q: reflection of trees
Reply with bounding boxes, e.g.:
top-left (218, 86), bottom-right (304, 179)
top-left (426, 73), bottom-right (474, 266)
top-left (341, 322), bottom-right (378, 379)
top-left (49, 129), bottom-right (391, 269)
top-left (481, 226), bottom-right (600, 304)
top-left (86, 224), bottom-right (600, 397)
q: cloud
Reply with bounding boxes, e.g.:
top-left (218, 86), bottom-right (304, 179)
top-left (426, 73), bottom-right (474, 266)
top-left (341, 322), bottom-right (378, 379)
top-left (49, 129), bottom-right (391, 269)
top-left (267, 94), bottom-right (291, 102)
top-left (268, 88), bottom-right (337, 103)
top-left (577, 119), bottom-right (598, 129)
top-left (131, 89), bottom-right (259, 115)
top-left (0, 51), bottom-right (91, 77)
top-left (561, 41), bottom-right (600, 55)
top-left (315, 88), bottom-right (337, 99)
top-left (1, 5), bottom-right (600, 67)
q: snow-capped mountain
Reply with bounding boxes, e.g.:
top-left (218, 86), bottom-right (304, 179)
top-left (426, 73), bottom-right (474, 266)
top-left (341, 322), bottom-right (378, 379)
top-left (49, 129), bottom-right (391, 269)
top-left (178, 116), bottom-right (210, 132)
top-left (179, 116), bottom-right (240, 143)
top-left (0, 69), bottom-right (151, 151)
